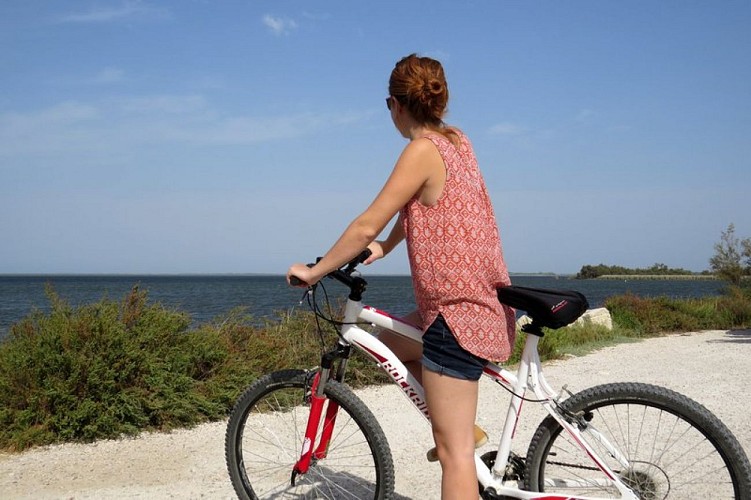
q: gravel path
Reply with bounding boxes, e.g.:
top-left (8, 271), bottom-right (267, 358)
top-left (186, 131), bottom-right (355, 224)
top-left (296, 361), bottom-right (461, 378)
top-left (1, 329), bottom-right (749, 499)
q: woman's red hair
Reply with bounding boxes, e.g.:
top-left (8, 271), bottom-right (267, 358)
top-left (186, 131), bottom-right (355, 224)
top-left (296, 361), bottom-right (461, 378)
top-left (389, 54), bottom-right (458, 143)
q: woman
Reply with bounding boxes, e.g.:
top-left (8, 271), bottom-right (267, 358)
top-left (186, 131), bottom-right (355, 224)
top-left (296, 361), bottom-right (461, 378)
top-left (287, 53), bottom-right (515, 499)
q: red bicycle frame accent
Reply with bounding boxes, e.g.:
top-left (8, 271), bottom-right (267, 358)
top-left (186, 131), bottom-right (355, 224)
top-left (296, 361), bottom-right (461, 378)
top-left (292, 372), bottom-right (340, 475)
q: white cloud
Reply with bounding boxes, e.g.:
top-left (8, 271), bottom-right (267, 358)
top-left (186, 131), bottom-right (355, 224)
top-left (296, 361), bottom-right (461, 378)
top-left (91, 67), bottom-right (125, 84)
top-left (575, 109), bottom-right (597, 123)
top-left (0, 97), bottom-right (369, 155)
top-left (58, 1), bottom-right (170, 24)
top-left (159, 110), bottom-right (366, 145)
top-left (262, 14), bottom-right (298, 36)
top-left (188, 114), bottom-right (325, 144)
top-left (119, 95), bottom-right (207, 114)
top-left (488, 122), bottom-right (528, 136)
top-left (1, 101), bottom-right (99, 129)
top-left (0, 102), bottom-right (101, 155)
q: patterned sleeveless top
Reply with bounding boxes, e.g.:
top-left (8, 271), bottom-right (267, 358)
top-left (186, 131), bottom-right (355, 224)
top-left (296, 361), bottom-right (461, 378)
top-left (401, 129), bottom-right (516, 362)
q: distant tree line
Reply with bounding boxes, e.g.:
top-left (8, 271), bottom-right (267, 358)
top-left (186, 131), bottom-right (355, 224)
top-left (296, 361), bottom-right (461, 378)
top-left (576, 224), bottom-right (751, 285)
top-left (575, 263), bottom-right (696, 279)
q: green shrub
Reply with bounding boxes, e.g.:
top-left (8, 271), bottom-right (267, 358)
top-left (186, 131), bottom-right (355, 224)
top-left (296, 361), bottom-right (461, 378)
top-left (0, 287), bottom-right (226, 450)
top-left (715, 286), bottom-right (751, 327)
top-left (605, 289), bottom-right (751, 334)
top-left (0, 287), bottom-right (386, 451)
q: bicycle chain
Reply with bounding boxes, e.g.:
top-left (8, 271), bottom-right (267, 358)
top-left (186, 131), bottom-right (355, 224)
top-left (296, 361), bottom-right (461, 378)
top-left (545, 460), bottom-right (620, 473)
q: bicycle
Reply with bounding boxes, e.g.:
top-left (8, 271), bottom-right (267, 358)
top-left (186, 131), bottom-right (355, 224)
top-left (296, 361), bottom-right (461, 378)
top-left (225, 250), bottom-right (751, 499)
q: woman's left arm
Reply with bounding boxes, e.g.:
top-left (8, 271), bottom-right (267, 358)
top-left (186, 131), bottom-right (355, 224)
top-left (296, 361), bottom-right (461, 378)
top-left (364, 213), bottom-right (405, 265)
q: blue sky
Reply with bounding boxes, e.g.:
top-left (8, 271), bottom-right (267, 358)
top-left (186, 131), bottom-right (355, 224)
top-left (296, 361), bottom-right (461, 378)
top-left (1, 1), bottom-right (749, 275)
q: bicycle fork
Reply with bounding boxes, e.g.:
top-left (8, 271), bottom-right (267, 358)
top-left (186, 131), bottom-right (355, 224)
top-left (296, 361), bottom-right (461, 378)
top-left (291, 343), bottom-right (351, 484)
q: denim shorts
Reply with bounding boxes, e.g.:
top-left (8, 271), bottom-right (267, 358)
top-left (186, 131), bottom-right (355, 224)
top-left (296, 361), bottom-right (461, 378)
top-left (421, 315), bottom-right (488, 381)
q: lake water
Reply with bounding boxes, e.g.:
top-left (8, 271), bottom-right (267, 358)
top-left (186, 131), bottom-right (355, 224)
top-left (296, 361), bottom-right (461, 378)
top-left (0, 274), bottom-right (726, 339)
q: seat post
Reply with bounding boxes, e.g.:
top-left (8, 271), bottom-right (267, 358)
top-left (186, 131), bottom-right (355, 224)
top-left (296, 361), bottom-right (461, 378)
top-left (522, 322), bottom-right (545, 337)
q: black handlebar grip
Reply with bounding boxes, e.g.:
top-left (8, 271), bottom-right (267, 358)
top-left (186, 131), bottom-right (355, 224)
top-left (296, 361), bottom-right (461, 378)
top-left (289, 276), bottom-right (306, 287)
top-left (289, 262), bottom-right (316, 287)
top-left (358, 248), bottom-right (373, 262)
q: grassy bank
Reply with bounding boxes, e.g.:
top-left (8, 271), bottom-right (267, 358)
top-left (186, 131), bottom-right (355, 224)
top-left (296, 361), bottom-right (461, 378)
top-left (1, 285), bottom-right (750, 451)
top-left (596, 274), bottom-right (719, 280)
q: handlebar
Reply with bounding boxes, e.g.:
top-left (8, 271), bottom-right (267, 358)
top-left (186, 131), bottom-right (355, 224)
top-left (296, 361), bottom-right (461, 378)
top-left (289, 249), bottom-right (372, 289)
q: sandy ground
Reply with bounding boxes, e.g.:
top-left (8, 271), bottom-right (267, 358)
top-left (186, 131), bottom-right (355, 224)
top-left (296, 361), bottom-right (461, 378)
top-left (1, 329), bottom-right (749, 499)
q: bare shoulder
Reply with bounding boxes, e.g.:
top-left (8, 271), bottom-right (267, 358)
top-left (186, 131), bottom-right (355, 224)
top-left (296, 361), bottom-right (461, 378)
top-left (393, 139), bottom-right (443, 180)
top-left (400, 136), bottom-right (442, 161)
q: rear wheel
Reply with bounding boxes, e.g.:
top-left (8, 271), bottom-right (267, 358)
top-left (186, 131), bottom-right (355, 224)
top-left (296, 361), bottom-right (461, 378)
top-left (225, 369), bottom-right (394, 499)
top-left (525, 382), bottom-right (751, 499)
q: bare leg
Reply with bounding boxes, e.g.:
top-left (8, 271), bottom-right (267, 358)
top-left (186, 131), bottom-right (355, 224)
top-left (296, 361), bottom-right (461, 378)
top-left (377, 310), bottom-right (424, 385)
top-left (423, 367), bottom-right (479, 500)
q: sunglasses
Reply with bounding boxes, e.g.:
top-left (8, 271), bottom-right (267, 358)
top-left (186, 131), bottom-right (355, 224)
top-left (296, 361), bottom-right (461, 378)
top-left (385, 96), bottom-right (396, 111)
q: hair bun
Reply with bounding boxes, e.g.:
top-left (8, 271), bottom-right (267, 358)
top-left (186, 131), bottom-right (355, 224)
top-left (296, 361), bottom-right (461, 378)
top-left (418, 79), bottom-right (443, 106)
top-left (389, 54), bottom-right (449, 124)
top-left (427, 78), bottom-right (443, 95)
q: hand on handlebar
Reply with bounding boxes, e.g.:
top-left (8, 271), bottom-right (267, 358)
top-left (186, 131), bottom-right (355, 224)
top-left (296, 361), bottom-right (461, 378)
top-left (287, 263), bottom-right (319, 288)
top-left (287, 249), bottom-right (373, 288)
top-left (363, 241), bottom-right (385, 265)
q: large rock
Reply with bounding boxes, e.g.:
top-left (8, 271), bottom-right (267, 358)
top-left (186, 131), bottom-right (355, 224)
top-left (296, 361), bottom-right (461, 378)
top-left (516, 307), bottom-right (613, 331)
top-left (574, 307), bottom-right (613, 330)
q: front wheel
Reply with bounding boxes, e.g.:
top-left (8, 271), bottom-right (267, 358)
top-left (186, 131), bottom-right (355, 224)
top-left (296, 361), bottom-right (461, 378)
top-left (525, 382), bottom-right (751, 499)
top-left (225, 369), bottom-right (395, 499)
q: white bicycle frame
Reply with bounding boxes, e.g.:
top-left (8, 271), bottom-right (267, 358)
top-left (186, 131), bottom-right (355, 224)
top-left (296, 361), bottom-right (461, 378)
top-left (337, 295), bottom-right (640, 500)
